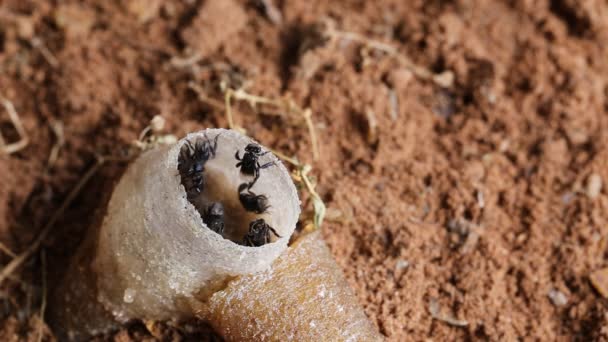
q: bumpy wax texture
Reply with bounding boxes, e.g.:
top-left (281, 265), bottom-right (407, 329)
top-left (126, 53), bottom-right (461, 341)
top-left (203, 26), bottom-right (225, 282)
top-left (200, 231), bottom-right (384, 341)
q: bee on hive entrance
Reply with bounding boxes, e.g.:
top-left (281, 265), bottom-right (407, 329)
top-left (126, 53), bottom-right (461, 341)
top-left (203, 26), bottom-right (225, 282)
top-left (203, 202), bottom-right (225, 234)
top-left (243, 218), bottom-right (281, 247)
top-left (235, 143), bottom-right (275, 189)
top-left (238, 183), bottom-right (270, 214)
top-left (178, 134), bottom-right (220, 199)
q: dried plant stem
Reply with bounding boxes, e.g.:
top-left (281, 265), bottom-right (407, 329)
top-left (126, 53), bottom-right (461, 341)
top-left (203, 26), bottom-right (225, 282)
top-left (228, 88), bottom-right (320, 161)
top-left (272, 151), bottom-right (326, 230)
top-left (188, 82), bottom-right (227, 113)
top-left (0, 241), bottom-right (16, 258)
top-left (188, 82), bottom-right (246, 133)
top-left (31, 37), bottom-right (59, 69)
top-left (302, 109), bottom-right (319, 160)
top-left (47, 120), bottom-right (64, 169)
top-left (326, 28), bottom-right (454, 88)
top-left (223, 88), bottom-right (239, 131)
top-left (0, 96), bottom-right (29, 154)
top-left (189, 83), bottom-right (321, 161)
top-left (0, 156), bottom-right (106, 286)
top-left (37, 249), bottom-right (47, 342)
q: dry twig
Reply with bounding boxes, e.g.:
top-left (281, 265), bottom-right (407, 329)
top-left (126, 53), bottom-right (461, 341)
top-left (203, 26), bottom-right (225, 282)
top-left (0, 96), bottom-right (29, 154)
top-left (0, 241), bottom-right (16, 258)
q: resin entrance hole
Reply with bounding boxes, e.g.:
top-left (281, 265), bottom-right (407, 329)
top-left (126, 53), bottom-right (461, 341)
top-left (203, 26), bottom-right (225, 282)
top-left (177, 131), bottom-right (294, 245)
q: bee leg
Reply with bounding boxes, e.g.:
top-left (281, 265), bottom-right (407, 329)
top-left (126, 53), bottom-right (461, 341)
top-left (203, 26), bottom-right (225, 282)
top-left (235, 150), bottom-right (242, 161)
top-left (268, 226), bottom-right (281, 238)
top-left (211, 133), bottom-right (221, 156)
top-left (248, 168), bottom-right (260, 189)
top-left (259, 161), bottom-right (276, 169)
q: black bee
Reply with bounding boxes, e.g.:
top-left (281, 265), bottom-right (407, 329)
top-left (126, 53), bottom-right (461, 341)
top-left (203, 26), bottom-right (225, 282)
top-left (243, 218), bottom-right (281, 247)
top-left (202, 202), bottom-right (225, 234)
top-left (238, 183), bottom-right (270, 214)
top-left (235, 143), bottom-right (275, 188)
top-left (178, 134), bottom-right (220, 199)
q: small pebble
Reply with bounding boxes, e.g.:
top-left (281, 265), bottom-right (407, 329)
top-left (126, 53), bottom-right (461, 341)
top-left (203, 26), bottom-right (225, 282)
top-left (547, 289), bottom-right (568, 306)
top-left (123, 288), bottom-right (136, 303)
top-left (590, 267), bottom-right (608, 298)
top-left (396, 259), bottom-right (409, 271)
top-left (586, 173), bottom-right (602, 199)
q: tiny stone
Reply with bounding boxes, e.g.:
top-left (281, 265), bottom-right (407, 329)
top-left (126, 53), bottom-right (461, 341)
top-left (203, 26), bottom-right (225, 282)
top-left (123, 288), bottom-right (136, 303)
top-left (150, 115), bottom-right (166, 133)
top-left (477, 190), bottom-right (485, 208)
top-left (586, 173), bottom-right (602, 199)
top-left (590, 267), bottom-right (608, 298)
top-left (547, 289), bottom-right (568, 306)
top-left (396, 259), bottom-right (409, 271)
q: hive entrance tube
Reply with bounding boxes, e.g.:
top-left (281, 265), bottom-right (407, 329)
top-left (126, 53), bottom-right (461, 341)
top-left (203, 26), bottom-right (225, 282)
top-left (177, 131), bottom-right (289, 243)
top-left (50, 128), bottom-right (381, 341)
top-left (50, 129), bottom-right (300, 339)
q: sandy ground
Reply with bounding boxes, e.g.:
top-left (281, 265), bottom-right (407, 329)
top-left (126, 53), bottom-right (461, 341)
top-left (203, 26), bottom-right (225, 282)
top-left (1, 0), bottom-right (608, 340)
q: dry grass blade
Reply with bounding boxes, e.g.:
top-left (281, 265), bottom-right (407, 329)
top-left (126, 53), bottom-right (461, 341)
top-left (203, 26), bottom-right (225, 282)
top-left (0, 96), bottom-right (29, 155)
top-left (0, 156), bottom-right (106, 286)
top-left (301, 164), bottom-right (325, 229)
top-left (302, 109), bottom-right (320, 160)
top-left (224, 88), bottom-right (240, 132)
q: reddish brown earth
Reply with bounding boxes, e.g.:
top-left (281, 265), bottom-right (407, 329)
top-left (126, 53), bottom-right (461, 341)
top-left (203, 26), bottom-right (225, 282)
top-left (1, 0), bottom-right (608, 340)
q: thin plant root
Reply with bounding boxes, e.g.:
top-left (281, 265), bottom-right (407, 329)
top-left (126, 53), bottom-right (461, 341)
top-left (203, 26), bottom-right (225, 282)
top-left (323, 22), bottom-right (454, 88)
top-left (0, 96), bottom-right (29, 155)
